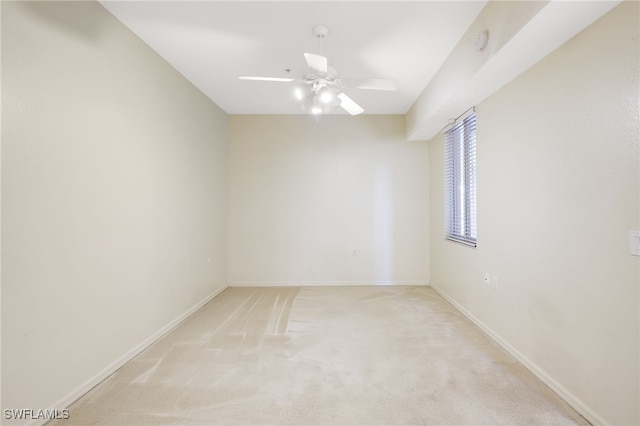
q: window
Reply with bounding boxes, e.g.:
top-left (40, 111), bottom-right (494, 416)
top-left (445, 111), bottom-right (477, 247)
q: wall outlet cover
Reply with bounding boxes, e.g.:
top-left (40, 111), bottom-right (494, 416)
top-left (630, 231), bottom-right (640, 256)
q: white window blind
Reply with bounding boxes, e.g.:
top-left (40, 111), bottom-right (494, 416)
top-left (445, 111), bottom-right (477, 247)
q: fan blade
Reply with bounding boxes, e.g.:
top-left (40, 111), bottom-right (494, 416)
top-left (239, 76), bottom-right (295, 82)
top-left (337, 93), bottom-right (364, 116)
top-left (304, 53), bottom-right (328, 74)
top-left (348, 78), bottom-right (397, 91)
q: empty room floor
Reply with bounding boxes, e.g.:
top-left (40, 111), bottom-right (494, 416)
top-left (54, 286), bottom-right (588, 425)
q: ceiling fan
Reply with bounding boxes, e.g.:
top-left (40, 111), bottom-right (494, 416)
top-left (239, 25), bottom-right (396, 116)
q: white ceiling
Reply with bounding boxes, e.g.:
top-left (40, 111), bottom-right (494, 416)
top-left (99, 1), bottom-right (487, 115)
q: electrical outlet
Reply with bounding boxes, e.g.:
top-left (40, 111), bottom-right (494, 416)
top-left (630, 231), bottom-right (640, 256)
top-left (207, 256), bottom-right (212, 266)
top-left (483, 273), bottom-right (490, 285)
top-left (492, 276), bottom-right (498, 290)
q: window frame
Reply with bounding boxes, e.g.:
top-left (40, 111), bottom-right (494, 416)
top-left (444, 110), bottom-right (477, 247)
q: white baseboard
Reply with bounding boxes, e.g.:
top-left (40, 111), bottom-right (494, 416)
top-left (37, 285), bottom-right (228, 426)
top-left (431, 284), bottom-right (605, 426)
top-left (229, 281), bottom-right (429, 287)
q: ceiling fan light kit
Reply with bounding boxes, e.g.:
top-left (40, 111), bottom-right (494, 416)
top-left (239, 25), bottom-right (396, 116)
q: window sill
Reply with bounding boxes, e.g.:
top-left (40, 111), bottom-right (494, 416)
top-left (446, 236), bottom-right (477, 248)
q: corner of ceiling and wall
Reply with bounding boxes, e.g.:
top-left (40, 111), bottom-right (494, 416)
top-left (404, 0), bottom-right (622, 142)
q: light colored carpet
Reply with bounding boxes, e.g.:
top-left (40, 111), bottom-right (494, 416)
top-left (54, 286), bottom-right (588, 425)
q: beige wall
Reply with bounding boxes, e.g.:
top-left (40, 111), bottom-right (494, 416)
top-left (428, 2), bottom-right (639, 425)
top-left (228, 115), bottom-right (429, 286)
top-left (1, 1), bottom-right (228, 416)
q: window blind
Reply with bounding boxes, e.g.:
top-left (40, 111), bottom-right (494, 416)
top-left (445, 112), bottom-right (477, 247)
